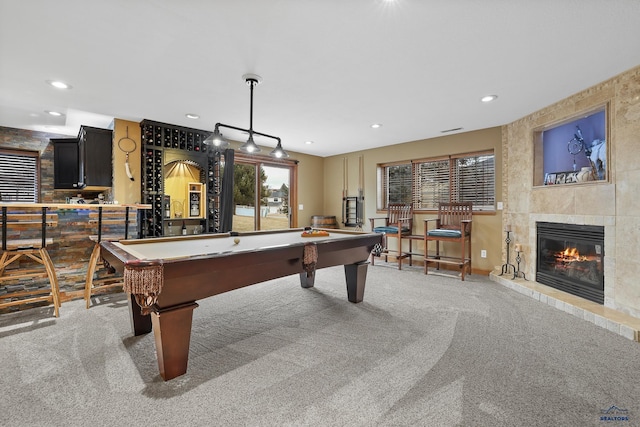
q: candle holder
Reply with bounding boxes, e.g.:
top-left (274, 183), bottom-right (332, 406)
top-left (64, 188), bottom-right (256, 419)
top-left (499, 230), bottom-right (516, 276)
top-left (513, 249), bottom-right (527, 280)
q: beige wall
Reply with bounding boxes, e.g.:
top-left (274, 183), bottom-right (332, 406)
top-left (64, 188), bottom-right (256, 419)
top-left (293, 152), bottom-right (325, 227)
top-left (503, 64), bottom-right (640, 319)
top-left (322, 127), bottom-right (504, 273)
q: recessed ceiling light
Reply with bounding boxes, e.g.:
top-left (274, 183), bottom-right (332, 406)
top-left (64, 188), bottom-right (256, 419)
top-left (305, 140), bottom-right (314, 145)
top-left (481, 95), bottom-right (498, 103)
top-left (371, 123), bottom-right (382, 129)
top-left (45, 110), bottom-right (63, 116)
top-left (185, 113), bottom-right (199, 119)
top-left (46, 80), bottom-right (72, 90)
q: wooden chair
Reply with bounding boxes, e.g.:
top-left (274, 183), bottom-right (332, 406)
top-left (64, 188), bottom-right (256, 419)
top-left (424, 202), bottom-right (472, 280)
top-left (369, 203), bottom-right (413, 269)
top-left (0, 206), bottom-right (60, 316)
top-left (84, 207), bottom-right (136, 308)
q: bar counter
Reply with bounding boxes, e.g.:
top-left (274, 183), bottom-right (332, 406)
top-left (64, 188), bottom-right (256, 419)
top-left (1, 202), bottom-right (151, 308)
top-left (0, 202), bottom-right (150, 210)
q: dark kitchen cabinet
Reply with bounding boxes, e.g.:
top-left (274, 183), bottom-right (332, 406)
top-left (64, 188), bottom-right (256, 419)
top-left (78, 126), bottom-right (112, 189)
top-left (52, 138), bottom-right (80, 189)
top-left (53, 126), bottom-right (113, 189)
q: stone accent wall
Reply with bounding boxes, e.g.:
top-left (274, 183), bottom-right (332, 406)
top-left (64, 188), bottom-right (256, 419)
top-left (0, 126), bottom-right (59, 202)
top-left (503, 65), bottom-right (640, 319)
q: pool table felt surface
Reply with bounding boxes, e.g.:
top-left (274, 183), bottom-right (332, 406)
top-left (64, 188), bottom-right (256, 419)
top-left (109, 228), bottom-right (370, 261)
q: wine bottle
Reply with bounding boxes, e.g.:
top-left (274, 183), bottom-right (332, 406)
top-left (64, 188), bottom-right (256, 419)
top-left (182, 221), bottom-right (187, 235)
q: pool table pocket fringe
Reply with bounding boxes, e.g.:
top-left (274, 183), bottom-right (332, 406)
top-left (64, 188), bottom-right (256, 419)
top-left (302, 243), bottom-right (318, 278)
top-left (124, 259), bottom-right (164, 315)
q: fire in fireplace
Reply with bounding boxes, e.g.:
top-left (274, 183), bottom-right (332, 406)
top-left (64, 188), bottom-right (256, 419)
top-left (536, 222), bottom-right (604, 304)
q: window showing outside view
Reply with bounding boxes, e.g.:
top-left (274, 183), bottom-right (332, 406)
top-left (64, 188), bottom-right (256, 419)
top-left (378, 151), bottom-right (495, 211)
top-left (233, 163), bottom-right (290, 231)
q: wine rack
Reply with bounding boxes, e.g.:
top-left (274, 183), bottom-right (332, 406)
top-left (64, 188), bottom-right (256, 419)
top-left (141, 147), bottom-right (163, 237)
top-left (207, 151), bottom-right (222, 233)
top-left (140, 119), bottom-right (220, 237)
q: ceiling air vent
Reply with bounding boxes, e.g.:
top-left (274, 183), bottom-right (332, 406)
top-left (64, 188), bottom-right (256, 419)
top-left (441, 127), bottom-right (463, 133)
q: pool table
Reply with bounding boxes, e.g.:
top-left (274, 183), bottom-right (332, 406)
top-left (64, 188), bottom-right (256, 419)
top-left (99, 228), bottom-right (381, 380)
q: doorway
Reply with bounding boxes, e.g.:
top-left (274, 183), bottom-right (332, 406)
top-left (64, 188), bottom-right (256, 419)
top-left (260, 165), bottom-right (290, 230)
top-left (232, 158), bottom-right (295, 232)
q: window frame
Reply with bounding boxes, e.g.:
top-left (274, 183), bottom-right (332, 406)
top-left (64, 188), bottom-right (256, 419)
top-left (377, 150), bottom-right (495, 213)
top-left (0, 148), bottom-right (40, 203)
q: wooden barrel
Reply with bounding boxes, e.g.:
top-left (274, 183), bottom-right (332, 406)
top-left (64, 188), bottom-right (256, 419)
top-left (310, 215), bottom-right (338, 229)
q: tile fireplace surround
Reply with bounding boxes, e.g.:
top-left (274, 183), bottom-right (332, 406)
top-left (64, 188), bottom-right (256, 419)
top-left (490, 213), bottom-right (640, 342)
top-left (496, 64), bottom-right (640, 342)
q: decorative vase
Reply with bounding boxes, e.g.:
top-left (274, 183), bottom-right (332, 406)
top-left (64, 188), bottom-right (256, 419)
top-left (577, 166), bottom-right (593, 182)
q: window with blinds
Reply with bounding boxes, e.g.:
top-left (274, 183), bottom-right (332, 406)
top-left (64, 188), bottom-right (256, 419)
top-left (381, 163), bottom-right (412, 206)
top-left (0, 149), bottom-right (39, 202)
top-left (378, 150), bottom-right (495, 211)
top-left (414, 159), bottom-right (450, 210)
top-left (452, 154), bottom-right (495, 210)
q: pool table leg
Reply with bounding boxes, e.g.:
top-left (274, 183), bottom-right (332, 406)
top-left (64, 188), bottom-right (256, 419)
top-left (344, 261), bottom-right (369, 303)
top-left (150, 302), bottom-right (199, 381)
top-left (129, 294), bottom-right (152, 336)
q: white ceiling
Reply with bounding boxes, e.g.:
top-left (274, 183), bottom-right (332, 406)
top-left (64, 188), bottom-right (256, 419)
top-left (1, 0), bottom-right (639, 157)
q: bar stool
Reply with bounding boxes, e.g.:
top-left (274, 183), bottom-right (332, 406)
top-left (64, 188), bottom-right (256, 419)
top-left (84, 206), bottom-right (133, 308)
top-left (0, 206), bottom-right (60, 317)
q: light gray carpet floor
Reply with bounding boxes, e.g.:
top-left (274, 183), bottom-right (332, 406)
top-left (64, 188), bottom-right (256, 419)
top-left (1, 263), bottom-right (639, 427)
